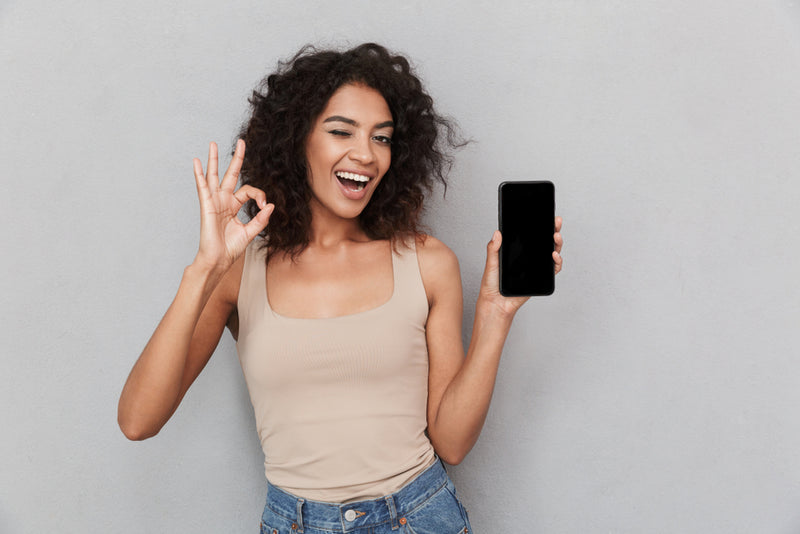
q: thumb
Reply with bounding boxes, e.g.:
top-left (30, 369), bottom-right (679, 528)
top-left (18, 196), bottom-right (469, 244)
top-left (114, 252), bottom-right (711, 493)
top-left (483, 230), bottom-right (502, 277)
top-left (486, 230), bottom-right (501, 260)
top-left (488, 230), bottom-right (501, 249)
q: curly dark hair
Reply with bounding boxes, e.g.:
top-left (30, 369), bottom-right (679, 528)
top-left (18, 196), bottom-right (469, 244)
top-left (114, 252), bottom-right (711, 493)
top-left (237, 42), bottom-right (463, 257)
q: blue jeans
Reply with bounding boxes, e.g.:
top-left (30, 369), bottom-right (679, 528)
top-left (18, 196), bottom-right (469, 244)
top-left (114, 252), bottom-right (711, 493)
top-left (260, 459), bottom-right (472, 533)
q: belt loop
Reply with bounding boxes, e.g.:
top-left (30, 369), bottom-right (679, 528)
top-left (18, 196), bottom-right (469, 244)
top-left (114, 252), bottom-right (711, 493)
top-left (296, 498), bottom-right (305, 533)
top-left (385, 495), bottom-right (399, 530)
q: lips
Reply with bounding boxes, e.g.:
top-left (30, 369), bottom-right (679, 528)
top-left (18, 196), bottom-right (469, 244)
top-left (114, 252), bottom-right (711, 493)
top-left (335, 172), bottom-right (371, 200)
top-left (335, 170), bottom-right (371, 192)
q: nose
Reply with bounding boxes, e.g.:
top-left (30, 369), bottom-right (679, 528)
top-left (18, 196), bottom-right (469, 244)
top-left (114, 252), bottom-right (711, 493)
top-left (348, 134), bottom-right (375, 164)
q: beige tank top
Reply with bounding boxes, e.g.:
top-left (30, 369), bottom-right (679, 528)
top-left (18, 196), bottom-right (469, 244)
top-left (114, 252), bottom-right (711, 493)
top-left (236, 238), bottom-right (436, 503)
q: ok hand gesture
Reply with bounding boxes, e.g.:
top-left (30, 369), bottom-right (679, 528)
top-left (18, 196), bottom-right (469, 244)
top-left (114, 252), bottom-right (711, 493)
top-left (192, 140), bottom-right (274, 273)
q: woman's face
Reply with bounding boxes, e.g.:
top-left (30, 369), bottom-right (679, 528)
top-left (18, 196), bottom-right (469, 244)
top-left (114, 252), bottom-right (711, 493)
top-left (304, 83), bottom-right (394, 223)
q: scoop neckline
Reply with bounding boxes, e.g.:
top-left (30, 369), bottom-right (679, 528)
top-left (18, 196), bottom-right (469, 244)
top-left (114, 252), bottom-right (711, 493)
top-left (261, 242), bottom-right (397, 321)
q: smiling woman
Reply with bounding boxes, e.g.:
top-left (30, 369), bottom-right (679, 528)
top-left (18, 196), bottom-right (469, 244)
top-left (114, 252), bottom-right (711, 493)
top-left (117, 42), bottom-right (562, 533)
top-left (237, 44), bottom-right (462, 258)
top-left (304, 84), bottom-right (393, 218)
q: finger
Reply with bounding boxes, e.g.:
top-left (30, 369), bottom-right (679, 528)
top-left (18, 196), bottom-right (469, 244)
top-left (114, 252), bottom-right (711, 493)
top-left (242, 203), bottom-right (274, 242)
top-left (233, 184), bottom-right (268, 208)
top-left (193, 157), bottom-right (211, 205)
top-left (554, 216), bottom-right (562, 233)
top-left (221, 139), bottom-right (245, 192)
top-left (490, 230), bottom-right (501, 246)
top-left (485, 230), bottom-right (501, 269)
top-left (554, 232), bottom-right (563, 254)
top-left (206, 142), bottom-right (219, 190)
top-left (193, 157), bottom-right (205, 188)
top-left (487, 230), bottom-right (501, 252)
top-left (553, 251), bottom-right (563, 274)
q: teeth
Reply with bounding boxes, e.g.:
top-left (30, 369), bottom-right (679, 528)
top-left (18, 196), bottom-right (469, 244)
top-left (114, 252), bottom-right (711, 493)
top-left (335, 171), bottom-right (370, 183)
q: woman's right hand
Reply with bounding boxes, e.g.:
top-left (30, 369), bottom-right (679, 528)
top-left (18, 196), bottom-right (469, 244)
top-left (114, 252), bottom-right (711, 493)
top-left (118, 139), bottom-right (269, 440)
top-left (192, 139), bottom-right (274, 273)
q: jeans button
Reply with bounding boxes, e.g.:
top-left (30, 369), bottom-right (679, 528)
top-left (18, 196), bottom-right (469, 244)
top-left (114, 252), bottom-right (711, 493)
top-left (344, 509), bottom-right (357, 521)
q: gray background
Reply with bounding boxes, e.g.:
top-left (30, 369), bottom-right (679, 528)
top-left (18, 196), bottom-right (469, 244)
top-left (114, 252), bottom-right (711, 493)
top-left (2, 1), bottom-right (799, 532)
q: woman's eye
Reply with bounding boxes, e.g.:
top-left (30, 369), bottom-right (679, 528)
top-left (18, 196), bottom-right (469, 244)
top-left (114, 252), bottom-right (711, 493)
top-left (329, 130), bottom-right (351, 137)
top-left (373, 135), bottom-right (392, 145)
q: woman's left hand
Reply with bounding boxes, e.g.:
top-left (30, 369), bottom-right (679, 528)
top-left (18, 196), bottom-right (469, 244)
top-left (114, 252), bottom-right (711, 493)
top-left (478, 216), bottom-right (563, 318)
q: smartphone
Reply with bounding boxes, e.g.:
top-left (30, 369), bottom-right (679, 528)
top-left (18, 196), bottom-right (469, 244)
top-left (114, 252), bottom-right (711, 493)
top-left (498, 181), bottom-right (556, 296)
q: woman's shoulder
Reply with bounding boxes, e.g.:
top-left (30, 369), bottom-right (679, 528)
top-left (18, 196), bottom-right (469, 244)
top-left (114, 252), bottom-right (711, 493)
top-left (414, 233), bottom-right (457, 263)
top-left (414, 234), bottom-right (461, 304)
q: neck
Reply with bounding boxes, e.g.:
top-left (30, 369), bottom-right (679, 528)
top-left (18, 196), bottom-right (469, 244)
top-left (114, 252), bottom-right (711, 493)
top-left (307, 201), bottom-right (369, 249)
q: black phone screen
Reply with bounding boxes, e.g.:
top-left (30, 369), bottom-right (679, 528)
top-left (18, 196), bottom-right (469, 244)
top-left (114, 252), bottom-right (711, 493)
top-left (498, 181), bottom-right (555, 296)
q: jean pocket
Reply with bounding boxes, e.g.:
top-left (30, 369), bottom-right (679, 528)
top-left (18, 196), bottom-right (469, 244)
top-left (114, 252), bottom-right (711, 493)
top-left (260, 502), bottom-right (295, 534)
top-left (262, 520), bottom-right (290, 534)
top-left (261, 520), bottom-right (297, 534)
top-left (444, 480), bottom-right (472, 530)
top-left (401, 484), bottom-right (470, 534)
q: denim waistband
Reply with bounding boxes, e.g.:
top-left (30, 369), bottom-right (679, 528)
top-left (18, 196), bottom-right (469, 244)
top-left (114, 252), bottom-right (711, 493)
top-left (264, 459), bottom-right (449, 532)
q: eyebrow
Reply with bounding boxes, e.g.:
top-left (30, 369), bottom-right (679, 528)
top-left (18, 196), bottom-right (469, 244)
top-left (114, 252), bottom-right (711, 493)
top-left (323, 115), bottom-right (394, 129)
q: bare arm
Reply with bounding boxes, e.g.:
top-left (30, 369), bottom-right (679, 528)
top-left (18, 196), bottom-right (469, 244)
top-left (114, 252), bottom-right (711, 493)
top-left (421, 219), bottom-right (563, 464)
top-left (117, 141), bottom-right (273, 440)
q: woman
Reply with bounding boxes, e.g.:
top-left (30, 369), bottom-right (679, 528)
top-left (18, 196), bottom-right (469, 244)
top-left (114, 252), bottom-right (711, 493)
top-left (118, 43), bottom-right (563, 533)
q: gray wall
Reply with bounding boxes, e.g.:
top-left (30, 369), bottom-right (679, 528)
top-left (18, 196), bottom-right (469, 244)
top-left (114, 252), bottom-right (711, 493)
top-left (2, 1), bottom-right (799, 532)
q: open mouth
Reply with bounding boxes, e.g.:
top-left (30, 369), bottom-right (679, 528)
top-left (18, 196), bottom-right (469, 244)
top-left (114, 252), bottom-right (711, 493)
top-left (335, 171), bottom-right (371, 192)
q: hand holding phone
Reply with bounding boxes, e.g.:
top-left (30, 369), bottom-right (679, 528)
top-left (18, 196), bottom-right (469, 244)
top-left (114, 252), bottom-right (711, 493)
top-left (498, 181), bottom-right (556, 296)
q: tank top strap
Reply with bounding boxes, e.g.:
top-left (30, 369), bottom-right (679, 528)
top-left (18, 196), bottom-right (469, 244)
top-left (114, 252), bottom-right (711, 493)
top-left (390, 235), bottom-right (430, 322)
top-left (237, 240), bottom-right (269, 334)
